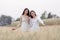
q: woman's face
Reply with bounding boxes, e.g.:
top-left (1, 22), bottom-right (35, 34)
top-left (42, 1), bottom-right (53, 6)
top-left (31, 12), bottom-right (36, 17)
top-left (24, 10), bottom-right (28, 15)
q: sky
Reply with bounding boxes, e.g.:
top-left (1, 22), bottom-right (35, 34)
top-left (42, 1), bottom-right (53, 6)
top-left (0, 0), bottom-right (60, 20)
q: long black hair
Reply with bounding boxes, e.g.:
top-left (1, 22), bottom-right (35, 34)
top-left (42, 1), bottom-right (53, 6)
top-left (30, 10), bottom-right (36, 18)
top-left (22, 8), bottom-right (30, 16)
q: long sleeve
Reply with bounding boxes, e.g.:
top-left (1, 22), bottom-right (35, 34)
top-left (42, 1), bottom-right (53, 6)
top-left (37, 17), bottom-right (45, 25)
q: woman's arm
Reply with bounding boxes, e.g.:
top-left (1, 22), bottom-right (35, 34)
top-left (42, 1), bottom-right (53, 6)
top-left (38, 17), bottom-right (45, 25)
top-left (12, 16), bottom-right (22, 30)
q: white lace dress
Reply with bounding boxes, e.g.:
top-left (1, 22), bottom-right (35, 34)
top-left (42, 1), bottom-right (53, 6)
top-left (30, 16), bottom-right (44, 32)
top-left (20, 15), bottom-right (30, 32)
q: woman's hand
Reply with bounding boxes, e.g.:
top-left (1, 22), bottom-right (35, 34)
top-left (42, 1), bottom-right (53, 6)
top-left (12, 28), bottom-right (16, 30)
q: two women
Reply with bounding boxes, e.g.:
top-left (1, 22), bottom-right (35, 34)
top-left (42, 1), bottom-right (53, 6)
top-left (12, 8), bottom-right (45, 32)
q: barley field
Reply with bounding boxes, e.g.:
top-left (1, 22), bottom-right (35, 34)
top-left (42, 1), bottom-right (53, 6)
top-left (0, 18), bottom-right (60, 40)
top-left (0, 25), bottom-right (60, 40)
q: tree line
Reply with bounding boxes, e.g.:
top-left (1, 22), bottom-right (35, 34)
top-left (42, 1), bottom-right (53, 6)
top-left (41, 11), bottom-right (59, 19)
top-left (0, 11), bottom-right (59, 26)
top-left (0, 15), bottom-right (12, 26)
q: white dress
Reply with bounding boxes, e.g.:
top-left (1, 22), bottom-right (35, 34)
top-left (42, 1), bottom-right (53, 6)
top-left (20, 15), bottom-right (30, 32)
top-left (30, 16), bottom-right (44, 32)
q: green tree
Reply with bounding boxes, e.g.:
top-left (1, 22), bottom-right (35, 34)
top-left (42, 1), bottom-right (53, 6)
top-left (0, 15), bottom-right (12, 26)
top-left (41, 11), bottom-right (47, 19)
top-left (48, 12), bottom-right (52, 18)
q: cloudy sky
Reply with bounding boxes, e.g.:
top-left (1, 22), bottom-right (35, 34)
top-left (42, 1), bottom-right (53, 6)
top-left (0, 0), bottom-right (60, 19)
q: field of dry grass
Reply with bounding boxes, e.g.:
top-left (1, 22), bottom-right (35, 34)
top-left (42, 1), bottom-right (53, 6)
top-left (0, 25), bottom-right (60, 40)
top-left (0, 18), bottom-right (60, 40)
top-left (43, 18), bottom-right (60, 25)
top-left (9, 18), bottom-right (60, 27)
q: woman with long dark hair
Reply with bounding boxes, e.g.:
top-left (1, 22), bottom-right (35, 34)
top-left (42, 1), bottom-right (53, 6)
top-left (12, 8), bottom-right (30, 32)
top-left (20, 8), bottom-right (30, 32)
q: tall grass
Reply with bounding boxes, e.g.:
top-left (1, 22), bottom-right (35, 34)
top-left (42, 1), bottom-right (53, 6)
top-left (0, 18), bottom-right (60, 40)
top-left (0, 25), bottom-right (60, 40)
top-left (43, 18), bottom-right (60, 25)
top-left (9, 18), bottom-right (60, 27)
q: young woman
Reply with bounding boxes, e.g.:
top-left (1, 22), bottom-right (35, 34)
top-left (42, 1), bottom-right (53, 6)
top-left (12, 8), bottom-right (30, 32)
top-left (30, 10), bottom-right (45, 32)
